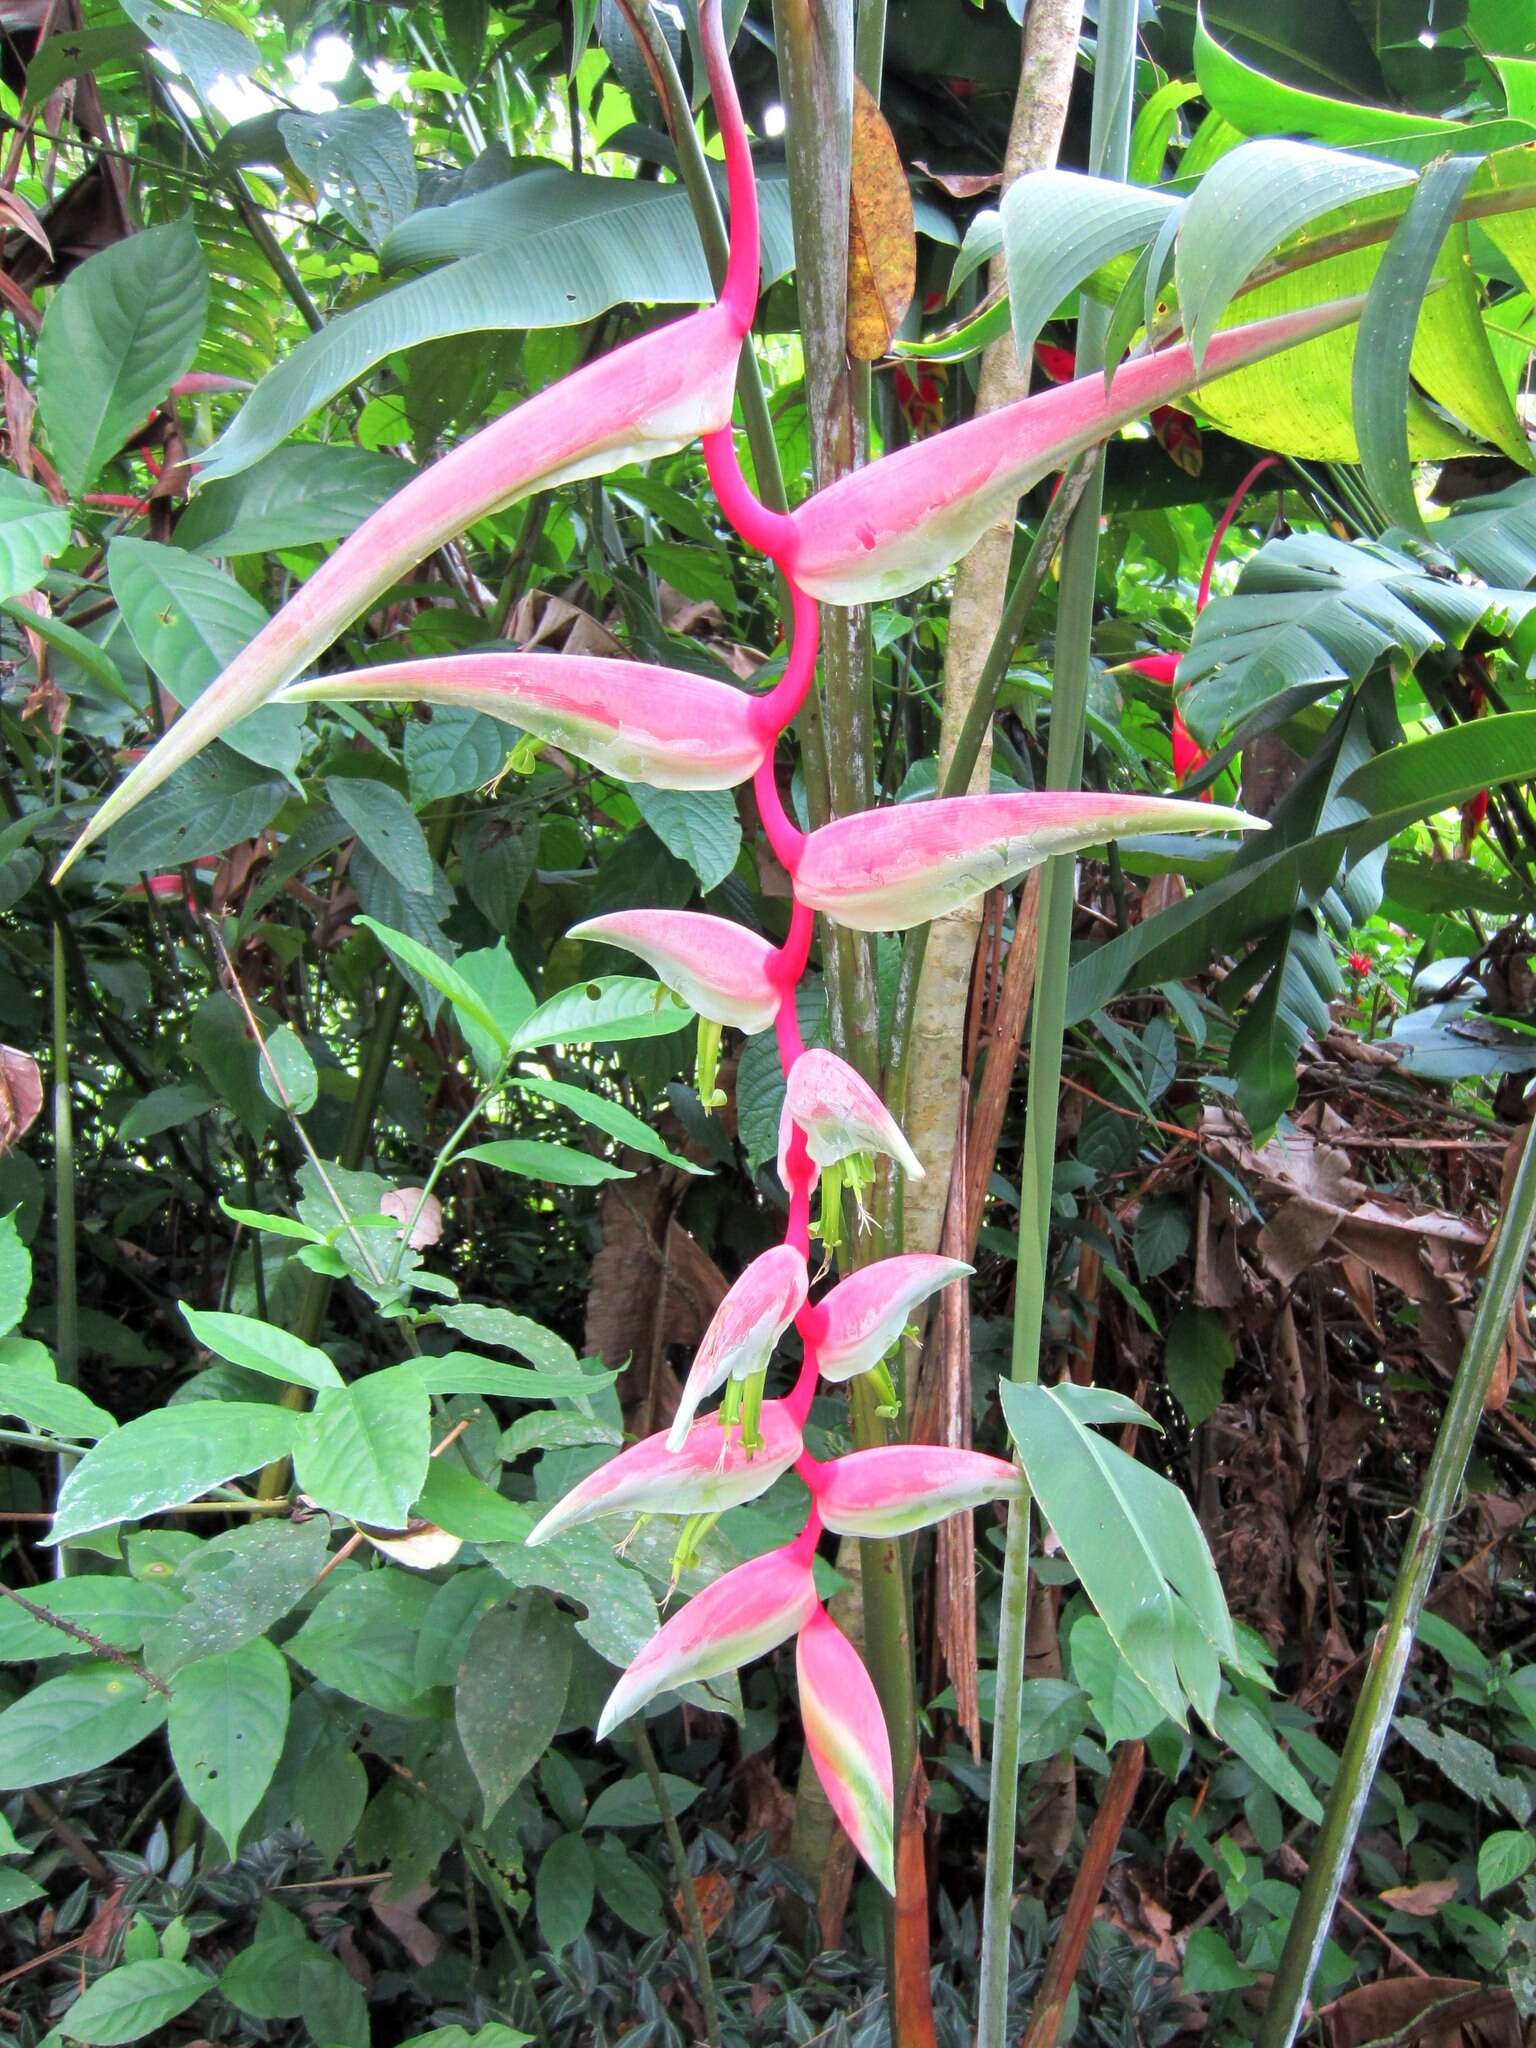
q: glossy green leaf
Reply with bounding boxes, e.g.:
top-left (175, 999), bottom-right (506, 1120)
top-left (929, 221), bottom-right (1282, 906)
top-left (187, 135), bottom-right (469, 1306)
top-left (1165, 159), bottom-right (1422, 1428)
top-left (1176, 139), bottom-right (1413, 365)
top-left (0, 1577), bottom-right (178, 1661)
top-left (536, 1832), bottom-right (594, 1954)
top-left (51, 1404), bottom-right (302, 1544)
top-left (586, 1771), bottom-right (703, 1829)
top-left (327, 777), bottom-right (434, 895)
top-left (122, 0), bottom-right (256, 98)
top-left (293, 1363), bottom-right (431, 1527)
top-left (1478, 1828), bottom-right (1536, 1898)
top-left (0, 471), bottom-right (68, 601)
top-left (629, 784), bottom-right (741, 893)
top-left (1212, 1693), bottom-right (1324, 1820)
top-left (280, 106), bottom-right (418, 250)
top-left (181, 1305), bottom-right (341, 1391)
top-left (0, 1213), bottom-right (27, 1338)
top-left (510, 975), bottom-right (693, 1050)
top-left (287, 1569), bottom-right (437, 1714)
top-left (175, 445), bottom-right (410, 557)
top-left (107, 539), bottom-right (303, 776)
top-left (167, 1638), bottom-right (290, 1849)
top-left (36, 220), bottom-right (207, 495)
top-left (98, 748), bottom-right (290, 884)
top-left (0, 1343), bottom-right (115, 1441)
top-left (436, 1304), bottom-right (581, 1372)
top-left (1164, 1308), bottom-right (1233, 1427)
top-left (456, 1599), bottom-right (571, 1822)
top-left (1194, 12), bottom-right (1460, 145)
top-left (1000, 169), bottom-right (1178, 365)
top-left (55, 1957), bottom-right (209, 2044)
top-left (355, 914), bottom-right (507, 1053)
top-left (257, 1024), bottom-right (318, 1114)
top-left (413, 1350), bottom-right (614, 1402)
top-left (1353, 157), bottom-right (1482, 534)
top-left (144, 1517), bottom-right (331, 1676)
top-left (460, 1138), bottom-right (634, 1185)
top-left (0, 1665), bottom-right (168, 1790)
top-left (513, 1075), bottom-right (706, 1174)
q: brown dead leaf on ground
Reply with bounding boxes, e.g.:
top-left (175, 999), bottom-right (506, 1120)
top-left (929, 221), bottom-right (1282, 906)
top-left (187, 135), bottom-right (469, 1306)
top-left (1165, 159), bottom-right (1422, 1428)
top-left (1380, 1876), bottom-right (1459, 1917)
top-left (846, 78), bottom-right (915, 360)
top-left (1319, 1975), bottom-right (1528, 2047)
top-left (0, 1046), bottom-right (42, 1153)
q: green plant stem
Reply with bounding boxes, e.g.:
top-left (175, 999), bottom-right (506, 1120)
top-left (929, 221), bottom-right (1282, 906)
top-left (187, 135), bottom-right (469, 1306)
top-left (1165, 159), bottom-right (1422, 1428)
top-left (1256, 1117), bottom-right (1536, 2046)
top-left (634, 1718), bottom-right (723, 2044)
top-left (976, 4), bottom-right (1138, 2037)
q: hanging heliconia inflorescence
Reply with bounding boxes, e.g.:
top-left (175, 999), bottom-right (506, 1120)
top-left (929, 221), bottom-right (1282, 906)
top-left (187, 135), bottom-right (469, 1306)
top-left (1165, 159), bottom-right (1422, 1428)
top-left (56, 0), bottom-right (1369, 1889)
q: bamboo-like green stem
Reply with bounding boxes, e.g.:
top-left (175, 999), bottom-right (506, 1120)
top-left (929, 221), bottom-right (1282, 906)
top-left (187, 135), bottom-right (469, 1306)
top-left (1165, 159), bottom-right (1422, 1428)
top-left (976, 5), bottom-right (1138, 2037)
top-left (1256, 1118), bottom-right (1536, 2047)
top-left (634, 1718), bottom-right (723, 2044)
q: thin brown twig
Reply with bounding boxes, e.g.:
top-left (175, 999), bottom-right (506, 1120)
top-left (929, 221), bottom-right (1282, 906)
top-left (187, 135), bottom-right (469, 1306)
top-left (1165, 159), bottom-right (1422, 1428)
top-left (0, 1583), bottom-right (171, 1695)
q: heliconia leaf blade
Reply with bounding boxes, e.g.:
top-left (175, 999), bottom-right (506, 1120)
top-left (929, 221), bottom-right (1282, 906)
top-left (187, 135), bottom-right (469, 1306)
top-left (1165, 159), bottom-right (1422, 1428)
top-left (282, 653), bottom-right (771, 792)
top-left (527, 1400), bottom-right (803, 1544)
top-left (797, 1606), bottom-right (895, 1893)
top-left (810, 1255), bottom-right (973, 1383)
top-left (793, 791), bottom-right (1264, 931)
top-left (786, 296), bottom-right (1367, 605)
top-left (596, 1542), bottom-right (817, 1738)
top-left (814, 1445), bottom-right (1025, 1538)
top-left (668, 1246), bottom-right (808, 1449)
top-left (569, 911), bottom-right (783, 1033)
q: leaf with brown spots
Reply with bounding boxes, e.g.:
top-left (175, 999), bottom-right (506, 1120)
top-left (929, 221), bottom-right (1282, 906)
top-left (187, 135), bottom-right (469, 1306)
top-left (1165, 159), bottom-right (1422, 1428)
top-left (846, 79), bottom-right (915, 362)
top-left (0, 1045), bottom-right (41, 1153)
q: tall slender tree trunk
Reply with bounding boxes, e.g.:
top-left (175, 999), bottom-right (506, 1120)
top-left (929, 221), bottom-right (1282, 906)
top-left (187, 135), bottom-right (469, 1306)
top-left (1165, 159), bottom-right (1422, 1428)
top-left (901, 1), bottom-right (1084, 1254)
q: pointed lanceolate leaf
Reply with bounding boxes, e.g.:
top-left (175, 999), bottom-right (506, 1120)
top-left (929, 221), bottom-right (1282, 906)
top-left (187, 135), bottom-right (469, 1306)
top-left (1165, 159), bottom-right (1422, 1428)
top-left (528, 1400), bottom-right (803, 1543)
top-left (814, 1445), bottom-right (1025, 1537)
top-left (285, 654), bottom-right (774, 793)
top-left (570, 910), bottom-right (783, 1033)
top-left (807, 1254), bottom-right (972, 1383)
top-left (778, 1048), bottom-right (924, 1187)
top-left (667, 1246), bottom-right (808, 1449)
top-left (596, 1539), bottom-right (817, 1737)
top-left (793, 792), bottom-right (1262, 931)
top-left (797, 1605), bottom-right (895, 1892)
top-left (784, 298), bottom-right (1366, 605)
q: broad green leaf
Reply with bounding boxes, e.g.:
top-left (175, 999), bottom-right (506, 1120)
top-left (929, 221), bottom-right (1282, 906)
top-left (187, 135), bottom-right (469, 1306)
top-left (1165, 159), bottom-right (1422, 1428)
top-left (0, 471), bottom-right (68, 601)
top-left (0, 1577), bottom-right (179, 1661)
top-left (122, 0), bottom-right (255, 98)
top-left (174, 445), bottom-right (410, 556)
top-left (404, 706), bottom-right (507, 802)
top-left (24, 23), bottom-right (144, 102)
top-left (514, 1075), bottom-right (706, 1174)
top-left (181, 1305), bottom-right (341, 1391)
top-left (0, 1353), bottom-right (102, 1440)
top-left (591, 1835), bottom-right (666, 1936)
top-left (1130, 77), bottom-right (1203, 184)
top-left (460, 1138), bottom-right (634, 1185)
top-left (1353, 157), bottom-right (1483, 535)
top-left (1, 595), bottom-right (131, 702)
top-left (296, 1738), bottom-right (368, 1866)
top-left (414, 1349), bottom-right (614, 1402)
top-left (1394, 1714), bottom-right (1534, 1822)
top-left (144, 1517), bottom-right (330, 1676)
top-left (1478, 1828), bottom-right (1536, 1897)
top-left (287, 1569), bottom-right (437, 1714)
top-left (279, 107), bottom-right (418, 250)
top-left (99, 747), bottom-right (290, 884)
top-left (1165, 1309), bottom-right (1234, 1427)
top-left (107, 538), bottom-right (303, 776)
top-left (1182, 1927), bottom-right (1256, 1993)
top-left (1176, 139), bottom-right (1413, 365)
top-left (55, 1957), bottom-right (209, 2044)
top-left (455, 1599), bottom-right (571, 1821)
top-left (167, 1638), bottom-right (289, 1849)
top-left (629, 784), bottom-right (741, 893)
top-left (1194, 14), bottom-right (1461, 146)
top-left (119, 1082), bottom-right (217, 1144)
top-left (52, 1404), bottom-right (301, 1544)
top-left (1000, 169), bottom-right (1178, 365)
top-left (1212, 1693), bottom-right (1323, 1821)
top-left (0, 1210), bottom-right (29, 1337)
top-left (294, 1364), bottom-right (431, 1528)
top-left (1069, 1614), bottom-right (1166, 1746)
top-left (0, 1665), bottom-right (168, 1790)
top-left (327, 777), bottom-right (434, 895)
top-left (257, 1025), bottom-right (318, 1114)
top-left (436, 1304), bottom-right (580, 1372)
top-left (355, 914), bottom-right (507, 1053)
top-left (35, 220), bottom-right (207, 495)
top-left (535, 1832), bottom-right (594, 1954)
top-left (416, 1460), bottom-right (533, 1544)
top-left (220, 1935), bottom-right (310, 2019)
top-left (200, 170), bottom-right (796, 482)
top-left (510, 975), bottom-right (693, 1051)
top-left (454, 942), bottom-right (536, 1077)
top-left (586, 1771), bottom-right (703, 1829)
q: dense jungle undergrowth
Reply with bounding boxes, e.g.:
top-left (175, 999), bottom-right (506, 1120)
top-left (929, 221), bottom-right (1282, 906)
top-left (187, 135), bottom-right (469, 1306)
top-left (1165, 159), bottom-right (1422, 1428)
top-left (3, 0), bottom-right (1536, 2044)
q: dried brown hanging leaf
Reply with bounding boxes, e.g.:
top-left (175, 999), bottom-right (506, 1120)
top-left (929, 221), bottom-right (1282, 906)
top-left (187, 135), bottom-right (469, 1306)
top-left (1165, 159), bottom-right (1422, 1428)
top-left (0, 1045), bottom-right (42, 1153)
top-left (845, 78), bottom-right (916, 362)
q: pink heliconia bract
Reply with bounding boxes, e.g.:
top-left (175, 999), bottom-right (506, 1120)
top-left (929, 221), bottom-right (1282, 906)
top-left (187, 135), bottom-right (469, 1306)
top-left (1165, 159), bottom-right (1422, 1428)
top-left (783, 297), bottom-right (1364, 606)
top-left (777, 1048), bottom-right (924, 1190)
top-left (568, 910), bottom-right (783, 1033)
top-left (596, 1536), bottom-right (818, 1739)
top-left (526, 1399), bottom-right (803, 1546)
top-left (792, 790), bottom-right (1263, 931)
top-left (667, 1244), bottom-right (809, 1449)
top-left (796, 1604), bottom-right (896, 1894)
top-left (813, 1445), bottom-right (1026, 1539)
top-left (282, 654), bottom-right (775, 792)
top-left (805, 1254), bottom-right (973, 1384)
top-left (53, 0), bottom-right (760, 878)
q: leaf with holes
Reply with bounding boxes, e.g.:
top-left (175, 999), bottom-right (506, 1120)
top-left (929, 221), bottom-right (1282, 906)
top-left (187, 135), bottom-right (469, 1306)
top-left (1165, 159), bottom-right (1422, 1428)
top-left (167, 1637), bottom-right (289, 1849)
top-left (280, 107), bottom-right (418, 251)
